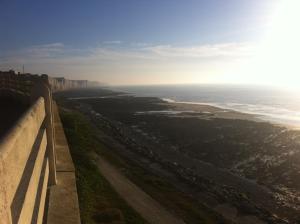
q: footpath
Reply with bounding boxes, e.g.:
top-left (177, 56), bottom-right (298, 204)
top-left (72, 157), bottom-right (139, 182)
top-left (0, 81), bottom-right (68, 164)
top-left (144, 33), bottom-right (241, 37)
top-left (93, 153), bottom-right (185, 224)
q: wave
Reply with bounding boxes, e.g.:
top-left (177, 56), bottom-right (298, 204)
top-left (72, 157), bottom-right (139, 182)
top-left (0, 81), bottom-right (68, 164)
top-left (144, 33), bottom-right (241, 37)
top-left (111, 85), bottom-right (300, 128)
top-left (161, 98), bottom-right (300, 127)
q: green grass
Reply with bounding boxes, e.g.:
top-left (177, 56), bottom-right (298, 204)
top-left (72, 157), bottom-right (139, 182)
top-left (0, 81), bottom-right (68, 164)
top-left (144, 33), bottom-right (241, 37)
top-left (59, 107), bottom-right (230, 224)
top-left (59, 110), bottom-right (147, 224)
top-left (94, 144), bottom-right (229, 224)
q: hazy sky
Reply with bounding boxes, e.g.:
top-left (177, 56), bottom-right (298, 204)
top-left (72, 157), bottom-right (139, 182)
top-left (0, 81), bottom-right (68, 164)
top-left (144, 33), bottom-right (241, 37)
top-left (1, 0), bottom-right (298, 87)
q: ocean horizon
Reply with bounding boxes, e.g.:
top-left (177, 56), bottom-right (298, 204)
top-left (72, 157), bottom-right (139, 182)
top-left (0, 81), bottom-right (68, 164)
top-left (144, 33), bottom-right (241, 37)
top-left (110, 84), bottom-right (300, 127)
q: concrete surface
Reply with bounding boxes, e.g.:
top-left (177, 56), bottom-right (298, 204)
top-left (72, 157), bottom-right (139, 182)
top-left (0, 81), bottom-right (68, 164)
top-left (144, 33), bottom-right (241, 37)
top-left (46, 103), bottom-right (81, 224)
top-left (17, 131), bottom-right (47, 224)
top-left (0, 98), bottom-right (45, 223)
top-left (0, 72), bottom-right (82, 224)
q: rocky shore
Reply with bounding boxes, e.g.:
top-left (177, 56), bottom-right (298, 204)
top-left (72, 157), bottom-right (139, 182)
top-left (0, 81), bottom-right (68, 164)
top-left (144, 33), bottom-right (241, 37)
top-left (56, 89), bottom-right (300, 224)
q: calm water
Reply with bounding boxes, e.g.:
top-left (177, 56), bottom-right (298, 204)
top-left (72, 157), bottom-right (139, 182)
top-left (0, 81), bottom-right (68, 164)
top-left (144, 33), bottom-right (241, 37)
top-left (110, 84), bottom-right (300, 127)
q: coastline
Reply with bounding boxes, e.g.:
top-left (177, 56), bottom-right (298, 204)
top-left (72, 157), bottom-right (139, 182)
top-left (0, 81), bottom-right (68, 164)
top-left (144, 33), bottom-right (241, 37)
top-left (59, 86), bottom-right (300, 129)
top-left (56, 89), bottom-right (300, 223)
top-left (161, 98), bottom-right (300, 130)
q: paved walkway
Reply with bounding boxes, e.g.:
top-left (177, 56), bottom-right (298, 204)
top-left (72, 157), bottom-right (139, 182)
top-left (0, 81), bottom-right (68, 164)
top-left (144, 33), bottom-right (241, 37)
top-left (93, 153), bottom-right (185, 224)
top-left (47, 102), bottom-right (81, 224)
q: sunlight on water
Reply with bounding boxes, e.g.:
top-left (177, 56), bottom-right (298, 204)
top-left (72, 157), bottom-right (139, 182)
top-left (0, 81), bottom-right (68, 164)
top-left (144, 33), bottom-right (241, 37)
top-left (112, 84), bottom-right (300, 127)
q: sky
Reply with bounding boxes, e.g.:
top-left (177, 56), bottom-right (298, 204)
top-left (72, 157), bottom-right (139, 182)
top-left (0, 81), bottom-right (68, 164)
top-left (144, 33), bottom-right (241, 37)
top-left (0, 0), bottom-right (299, 87)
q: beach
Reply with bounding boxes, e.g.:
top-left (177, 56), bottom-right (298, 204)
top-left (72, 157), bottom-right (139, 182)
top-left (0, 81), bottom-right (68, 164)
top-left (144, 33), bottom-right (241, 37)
top-left (56, 88), bottom-right (300, 223)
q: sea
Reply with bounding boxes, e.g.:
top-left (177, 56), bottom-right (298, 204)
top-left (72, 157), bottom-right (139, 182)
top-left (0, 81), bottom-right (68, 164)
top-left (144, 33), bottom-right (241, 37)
top-left (110, 84), bottom-right (300, 127)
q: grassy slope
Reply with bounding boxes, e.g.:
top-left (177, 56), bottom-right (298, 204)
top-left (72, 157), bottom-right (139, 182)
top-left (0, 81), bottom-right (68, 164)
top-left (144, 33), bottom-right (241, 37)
top-left (60, 110), bottom-right (147, 224)
top-left (60, 108), bottom-right (229, 224)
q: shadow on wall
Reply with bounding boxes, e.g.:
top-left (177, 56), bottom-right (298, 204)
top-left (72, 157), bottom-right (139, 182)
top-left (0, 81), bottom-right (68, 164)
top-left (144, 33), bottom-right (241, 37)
top-left (0, 97), bottom-right (28, 137)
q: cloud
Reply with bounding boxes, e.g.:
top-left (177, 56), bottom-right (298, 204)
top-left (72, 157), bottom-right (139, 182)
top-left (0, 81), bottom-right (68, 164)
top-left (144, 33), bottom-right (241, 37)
top-left (24, 43), bottom-right (65, 57)
top-left (0, 41), bottom-right (256, 84)
top-left (102, 40), bottom-right (123, 45)
top-left (144, 42), bottom-right (256, 59)
top-left (130, 42), bottom-right (152, 47)
top-left (0, 42), bottom-right (255, 64)
top-left (1, 43), bottom-right (66, 63)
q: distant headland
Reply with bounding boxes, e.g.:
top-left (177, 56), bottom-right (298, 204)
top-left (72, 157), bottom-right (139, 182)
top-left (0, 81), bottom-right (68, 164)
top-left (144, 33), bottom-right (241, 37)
top-left (0, 70), bottom-right (103, 92)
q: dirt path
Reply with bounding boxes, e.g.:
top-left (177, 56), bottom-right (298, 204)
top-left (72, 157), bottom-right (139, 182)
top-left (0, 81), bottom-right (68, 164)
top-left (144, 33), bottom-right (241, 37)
top-left (91, 153), bottom-right (185, 224)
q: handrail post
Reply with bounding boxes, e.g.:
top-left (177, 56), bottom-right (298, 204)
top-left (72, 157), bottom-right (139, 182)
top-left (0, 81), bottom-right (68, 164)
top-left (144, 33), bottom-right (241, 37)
top-left (31, 77), bottom-right (57, 186)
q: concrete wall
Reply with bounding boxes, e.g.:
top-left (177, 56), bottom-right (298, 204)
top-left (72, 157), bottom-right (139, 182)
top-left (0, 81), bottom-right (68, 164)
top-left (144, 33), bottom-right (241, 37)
top-left (0, 97), bottom-right (48, 224)
top-left (0, 72), bottom-right (55, 223)
top-left (0, 71), bottom-right (57, 185)
top-left (0, 71), bottom-right (81, 224)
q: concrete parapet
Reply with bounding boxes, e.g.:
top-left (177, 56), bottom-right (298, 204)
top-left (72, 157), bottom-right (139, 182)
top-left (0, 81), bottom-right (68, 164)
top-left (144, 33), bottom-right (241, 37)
top-left (31, 158), bottom-right (49, 224)
top-left (0, 71), bottom-right (57, 186)
top-left (0, 97), bottom-right (46, 223)
top-left (31, 80), bottom-right (57, 186)
top-left (46, 102), bottom-right (81, 224)
top-left (0, 71), bottom-right (81, 224)
top-left (17, 130), bottom-right (47, 224)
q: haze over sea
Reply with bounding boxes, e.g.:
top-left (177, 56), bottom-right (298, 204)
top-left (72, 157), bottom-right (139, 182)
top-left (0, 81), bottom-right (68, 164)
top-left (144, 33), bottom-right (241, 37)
top-left (111, 84), bottom-right (300, 127)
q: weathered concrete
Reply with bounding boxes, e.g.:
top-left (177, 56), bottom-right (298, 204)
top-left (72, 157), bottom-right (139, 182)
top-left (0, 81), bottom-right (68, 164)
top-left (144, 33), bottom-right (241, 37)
top-left (31, 158), bottom-right (49, 224)
top-left (47, 172), bottom-right (81, 224)
top-left (0, 71), bottom-right (82, 224)
top-left (17, 130), bottom-right (47, 224)
top-left (31, 79), bottom-right (57, 186)
top-left (52, 106), bottom-right (75, 172)
top-left (46, 103), bottom-right (81, 224)
top-left (0, 71), bottom-right (57, 186)
top-left (0, 98), bottom-right (46, 223)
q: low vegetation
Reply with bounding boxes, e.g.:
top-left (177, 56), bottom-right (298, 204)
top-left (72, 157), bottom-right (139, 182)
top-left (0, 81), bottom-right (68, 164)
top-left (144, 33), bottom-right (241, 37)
top-left (59, 105), bottom-right (228, 224)
top-left (60, 109), bottom-right (147, 224)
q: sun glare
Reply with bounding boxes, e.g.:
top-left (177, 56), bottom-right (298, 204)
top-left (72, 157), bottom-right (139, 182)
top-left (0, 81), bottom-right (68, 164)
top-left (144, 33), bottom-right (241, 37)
top-left (252, 0), bottom-right (300, 90)
top-left (220, 0), bottom-right (300, 91)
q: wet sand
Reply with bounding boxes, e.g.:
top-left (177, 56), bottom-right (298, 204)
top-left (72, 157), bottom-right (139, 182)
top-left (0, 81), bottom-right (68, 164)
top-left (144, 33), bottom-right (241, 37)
top-left (169, 102), bottom-right (261, 122)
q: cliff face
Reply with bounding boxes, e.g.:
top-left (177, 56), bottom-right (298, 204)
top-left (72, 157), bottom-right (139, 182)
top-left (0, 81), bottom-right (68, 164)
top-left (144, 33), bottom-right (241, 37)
top-left (48, 77), bottom-right (88, 92)
top-left (0, 70), bottom-right (89, 92)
